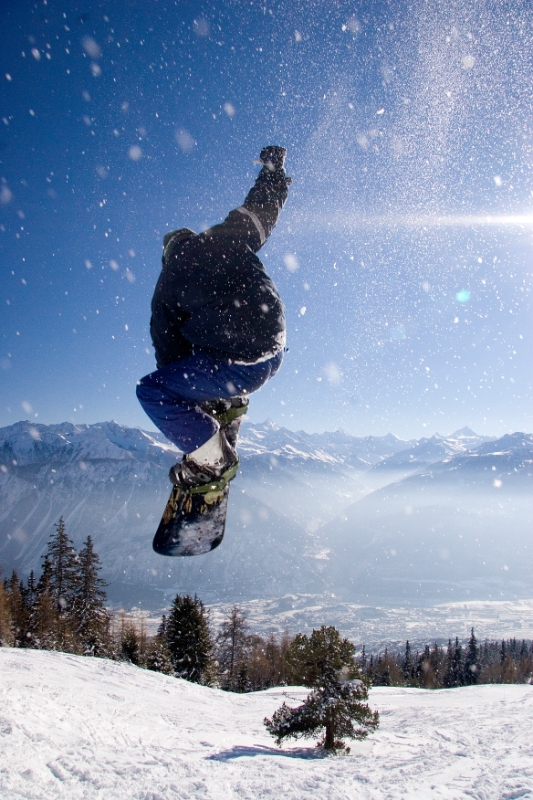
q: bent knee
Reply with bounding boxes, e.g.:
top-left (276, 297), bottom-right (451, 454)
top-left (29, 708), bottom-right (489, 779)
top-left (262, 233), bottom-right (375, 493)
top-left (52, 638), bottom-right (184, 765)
top-left (136, 376), bottom-right (157, 401)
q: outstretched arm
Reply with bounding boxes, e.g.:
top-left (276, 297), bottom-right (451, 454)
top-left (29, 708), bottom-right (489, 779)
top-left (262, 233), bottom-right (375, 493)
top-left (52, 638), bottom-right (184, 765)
top-left (203, 146), bottom-right (291, 251)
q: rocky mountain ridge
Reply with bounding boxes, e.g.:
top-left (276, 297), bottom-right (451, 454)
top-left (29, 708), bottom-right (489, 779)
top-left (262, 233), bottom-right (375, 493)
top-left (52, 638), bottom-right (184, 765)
top-left (0, 418), bottom-right (493, 471)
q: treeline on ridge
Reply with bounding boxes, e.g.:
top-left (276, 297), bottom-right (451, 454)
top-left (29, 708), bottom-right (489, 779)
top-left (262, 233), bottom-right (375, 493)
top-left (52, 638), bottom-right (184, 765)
top-left (1, 519), bottom-right (532, 691)
top-left (362, 633), bottom-right (533, 688)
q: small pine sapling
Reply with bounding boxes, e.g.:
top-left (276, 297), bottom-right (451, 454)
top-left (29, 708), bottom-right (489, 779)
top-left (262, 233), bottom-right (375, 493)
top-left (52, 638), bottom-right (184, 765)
top-left (264, 626), bottom-right (379, 753)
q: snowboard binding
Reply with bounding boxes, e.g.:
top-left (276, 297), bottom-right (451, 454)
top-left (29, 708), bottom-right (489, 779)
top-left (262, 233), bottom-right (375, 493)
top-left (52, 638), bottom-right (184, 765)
top-left (153, 397), bottom-right (248, 557)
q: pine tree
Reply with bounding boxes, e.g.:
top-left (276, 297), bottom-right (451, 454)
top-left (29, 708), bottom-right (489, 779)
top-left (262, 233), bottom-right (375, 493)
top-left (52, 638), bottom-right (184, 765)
top-left (403, 640), bottom-right (413, 681)
top-left (25, 570), bottom-right (38, 631)
top-left (286, 626), bottom-right (357, 687)
top-left (448, 637), bottom-right (464, 687)
top-left (243, 633), bottom-right (268, 691)
top-left (516, 640), bottom-right (532, 683)
top-left (43, 519), bottom-right (80, 652)
top-left (261, 630), bottom-right (293, 688)
top-left (216, 605), bottom-right (249, 690)
top-left (500, 639), bottom-right (517, 683)
top-left (238, 631), bottom-right (293, 692)
top-left (145, 626), bottom-right (174, 675)
top-left (444, 639), bottom-right (454, 688)
top-left (371, 648), bottom-right (404, 686)
top-left (464, 628), bottom-right (480, 685)
top-left (113, 609), bottom-right (141, 666)
top-left (479, 640), bottom-right (491, 679)
top-left (120, 622), bottom-right (141, 665)
top-left (31, 556), bottom-right (60, 650)
top-left (46, 518), bottom-right (79, 614)
top-left (166, 594), bottom-right (215, 683)
top-left (6, 571), bottom-right (31, 647)
top-left (236, 662), bottom-right (252, 693)
top-left (418, 644), bottom-right (439, 689)
top-left (360, 645), bottom-right (367, 675)
top-left (429, 642), bottom-right (445, 687)
top-left (266, 626), bottom-right (379, 752)
top-left (72, 535), bottom-right (111, 656)
top-left (0, 573), bottom-right (14, 646)
top-left (446, 636), bottom-right (464, 687)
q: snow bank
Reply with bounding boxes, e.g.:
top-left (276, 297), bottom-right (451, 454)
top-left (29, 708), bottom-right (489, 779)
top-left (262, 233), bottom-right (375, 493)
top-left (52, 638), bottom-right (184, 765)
top-left (0, 649), bottom-right (532, 799)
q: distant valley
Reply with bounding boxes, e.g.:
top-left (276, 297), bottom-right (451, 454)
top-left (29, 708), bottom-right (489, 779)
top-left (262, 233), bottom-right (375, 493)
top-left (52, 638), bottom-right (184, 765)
top-left (0, 419), bottom-right (531, 611)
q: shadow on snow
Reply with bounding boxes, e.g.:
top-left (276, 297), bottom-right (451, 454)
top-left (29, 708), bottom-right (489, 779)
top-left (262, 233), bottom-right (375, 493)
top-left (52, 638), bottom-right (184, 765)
top-left (207, 744), bottom-right (327, 761)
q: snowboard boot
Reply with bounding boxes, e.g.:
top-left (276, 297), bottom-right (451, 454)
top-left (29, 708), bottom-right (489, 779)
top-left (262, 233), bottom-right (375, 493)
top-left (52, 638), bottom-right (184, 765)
top-left (169, 427), bottom-right (239, 491)
top-left (200, 396), bottom-right (249, 448)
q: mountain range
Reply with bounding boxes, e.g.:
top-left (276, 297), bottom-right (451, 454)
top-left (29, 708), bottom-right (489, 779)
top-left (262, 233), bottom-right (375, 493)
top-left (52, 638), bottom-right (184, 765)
top-left (0, 419), bottom-right (531, 609)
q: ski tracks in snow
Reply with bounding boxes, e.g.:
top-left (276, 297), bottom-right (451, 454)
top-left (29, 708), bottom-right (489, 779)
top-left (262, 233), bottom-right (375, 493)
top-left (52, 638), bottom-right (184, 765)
top-left (0, 649), bottom-right (532, 799)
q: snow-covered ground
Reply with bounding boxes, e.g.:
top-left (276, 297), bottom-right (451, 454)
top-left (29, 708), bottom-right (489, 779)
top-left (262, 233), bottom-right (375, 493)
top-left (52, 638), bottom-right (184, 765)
top-left (1, 649), bottom-right (532, 799)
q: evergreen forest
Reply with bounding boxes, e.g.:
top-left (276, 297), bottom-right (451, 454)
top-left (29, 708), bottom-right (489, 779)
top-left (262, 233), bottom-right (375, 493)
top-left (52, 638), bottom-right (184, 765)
top-left (1, 520), bottom-right (532, 693)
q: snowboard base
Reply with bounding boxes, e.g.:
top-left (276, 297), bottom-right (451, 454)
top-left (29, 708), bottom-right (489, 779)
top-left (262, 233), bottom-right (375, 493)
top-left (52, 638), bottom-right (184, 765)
top-left (153, 481), bottom-right (231, 557)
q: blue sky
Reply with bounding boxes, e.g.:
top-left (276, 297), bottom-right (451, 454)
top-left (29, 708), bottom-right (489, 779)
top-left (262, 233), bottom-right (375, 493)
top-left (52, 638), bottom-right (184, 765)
top-left (1, 0), bottom-right (532, 438)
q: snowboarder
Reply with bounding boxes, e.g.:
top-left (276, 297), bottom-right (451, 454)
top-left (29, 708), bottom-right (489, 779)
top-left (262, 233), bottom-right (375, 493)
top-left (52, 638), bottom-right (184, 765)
top-left (137, 145), bottom-right (291, 492)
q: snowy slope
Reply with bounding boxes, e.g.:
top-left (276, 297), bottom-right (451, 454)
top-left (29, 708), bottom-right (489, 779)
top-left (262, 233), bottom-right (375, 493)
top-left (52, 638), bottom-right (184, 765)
top-left (0, 649), bottom-right (532, 800)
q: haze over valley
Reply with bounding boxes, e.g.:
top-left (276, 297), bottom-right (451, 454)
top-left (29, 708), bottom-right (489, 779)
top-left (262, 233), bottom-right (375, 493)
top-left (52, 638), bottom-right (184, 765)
top-left (1, 419), bottom-right (531, 642)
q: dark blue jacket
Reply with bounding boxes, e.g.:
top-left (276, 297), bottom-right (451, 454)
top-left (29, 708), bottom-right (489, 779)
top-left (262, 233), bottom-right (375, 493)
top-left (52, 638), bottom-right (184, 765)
top-left (150, 167), bottom-right (290, 368)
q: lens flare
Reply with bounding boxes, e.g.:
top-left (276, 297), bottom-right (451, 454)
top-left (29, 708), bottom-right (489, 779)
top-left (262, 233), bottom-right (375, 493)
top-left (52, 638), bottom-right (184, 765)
top-left (297, 212), bottom-right (533, 231)
top-left (456, 290), bottom-right (471, 303)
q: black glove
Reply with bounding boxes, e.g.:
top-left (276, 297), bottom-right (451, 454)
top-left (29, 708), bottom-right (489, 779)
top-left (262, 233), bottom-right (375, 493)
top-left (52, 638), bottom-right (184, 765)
top-left (259, 145), bottom-right (287, 171)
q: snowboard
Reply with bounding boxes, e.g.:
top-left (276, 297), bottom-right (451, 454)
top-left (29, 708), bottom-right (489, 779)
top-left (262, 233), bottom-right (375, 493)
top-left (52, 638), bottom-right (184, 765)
top-left (152, 462), bottom-right (238, 557)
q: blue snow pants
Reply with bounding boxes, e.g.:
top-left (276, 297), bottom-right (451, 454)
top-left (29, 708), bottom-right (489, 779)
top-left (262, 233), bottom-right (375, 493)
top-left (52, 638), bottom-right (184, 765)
top-left (136, 349), bottom-right (283, 453)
